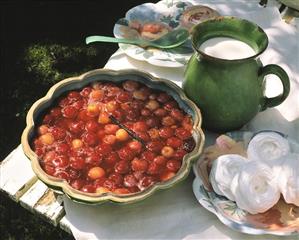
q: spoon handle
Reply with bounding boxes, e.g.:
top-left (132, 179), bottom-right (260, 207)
top-left (85, 35), bottom-right (145, 47)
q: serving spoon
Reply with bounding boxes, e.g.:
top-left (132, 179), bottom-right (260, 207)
top-left (85, 28), bottom-right (190, 49)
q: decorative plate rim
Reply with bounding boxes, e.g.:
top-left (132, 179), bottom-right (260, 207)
top-left (192, 131), bottom-right (299, 236)
top-left (112, 0), bottom-right (197, 68)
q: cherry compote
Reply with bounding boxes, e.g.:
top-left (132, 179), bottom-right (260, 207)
top-left (32, 80), bottom-right (195, 194)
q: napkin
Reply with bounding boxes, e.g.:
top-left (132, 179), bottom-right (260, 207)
top-left (64, 1), bottom-right (299, 239)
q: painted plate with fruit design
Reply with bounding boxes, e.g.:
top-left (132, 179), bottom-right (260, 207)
top-left (192, 131), bottom-right (299, 236)
top-left (113, 0), bottom-right (219, 67)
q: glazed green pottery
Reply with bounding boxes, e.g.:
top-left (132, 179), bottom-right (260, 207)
top-left (183, 17), bottom-right (290, 132)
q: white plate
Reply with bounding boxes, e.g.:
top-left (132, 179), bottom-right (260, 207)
top-left (113, 0), bottom-right (219, 67)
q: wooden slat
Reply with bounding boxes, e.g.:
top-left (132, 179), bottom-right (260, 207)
top-left (59, 216), bottom-right (73, 234)
top-left (19, 180), bottom-right (65, 226)
top-left (0, 145), bottom-right (38, 201)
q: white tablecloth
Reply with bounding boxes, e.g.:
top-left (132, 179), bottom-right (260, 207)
top-left (62, 1), bottom-right (299, 239)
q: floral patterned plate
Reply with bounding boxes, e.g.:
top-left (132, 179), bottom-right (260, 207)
top-left (113, 0), bottom-right (219, 67)
top-left (192, 131), bottom-right (299, 236)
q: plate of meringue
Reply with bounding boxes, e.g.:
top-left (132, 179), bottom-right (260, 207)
top-left (193, 130), bottom-right (299, 236)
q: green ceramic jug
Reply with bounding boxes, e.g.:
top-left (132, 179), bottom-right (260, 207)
top-left (183, 17), bottom-right (290, 132)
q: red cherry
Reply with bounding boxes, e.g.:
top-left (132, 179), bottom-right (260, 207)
top-left (157, 93), bottom-right (171, 103)
top-left (128, 141), bottom-right (142, 152)
top-left (148, 128), bottom-right (160, 139)
top-left (166, 159), bottom-right (181, 172)
top-left (54, 170), bottom-right (70, 181)
top-left (70, 157), bottom-right (85, 170)
top-left (103, 134), bottom-right (116, 145)
top-left (62, 106), bottom-right (78, 118)
top-left (138, 176), bottom-right (156, 190)
top-left (58, 98), bottom-right (71, 108)
top-left (43, 165), bottom-right (55, 175)
top-left (166, 137), bottom-right (183, 149)
top-left (85, 120), bottom-right (99, 132)
top-left (183, 138), bottom-right (196, 152)
top-left (153, 156), bottom-right (167, 165)
top-left (114, 160), bottom-right (130, 174)
top-left (173, 149), bottom-right (187, 160)
top-left (147, 162), bottom-right (162, 175)
top-left (104, 152), bottom-right (119, 166)
top-left (141, 109), bottom-right (151, 117)
top-left (133, 171), bottom-right (145, 180)
top-left (35, 147), bottom-right (45, 157)
top-left (86, 152), bottom-right (102, 166)
top-left (54, 118), bottom-right (71, 130)
top-left (70, 179), bottom-right (85, 190)
top-left (33, 138), bottom-right (43, 148)
top-left (42, 114), bottom-right (54, 124)
top-left (81, 184), bottom-right (96, 193)
top-left (164, 101), bottom-right (178, 111)
top-left (97, 144), bottom-right (112, 156)
top-left (182, 116), bottom-right (193, 131)
top-left (52, 156), bottom-right (69, 168)
top-left (162, 116), bottom-right (176, 126)
top-left (145, 117), bottom-right (160, 128)
top-left (141, 151), bottom-right (156, 162)
top-left (104, 124), bottom-right (119, 134)
top-left (170, 109), bottom-right (184, 121)
top-left (94, 177), bottom-right (107, 188)
top-left (49, 127), bottom-right (66, 140)
top-left (135, 131), bottom-right (150, 142)
top-left (146, 141), bottom-right (163, 153)
top-left (69, 121), bottom-right (85, 135)
top-left (117, 91), bottom-right (132, 102)
top-left (113, 109), bottom-right (125, 121)
top-left (132, 100), bottom-right (144, 110)
top-left (124, 174), bottom-right (138, 188)
top-left (103, 179), bottom-right (117, 190)
top-left (131, 158), bottom-right (148, 172)
top-left (175, 127), bottom-right (192, 140)
top-left (108, 173), bottom-right (123, 186)
top-left (80, 87), bottom-right (92, 97)
top-left (126, 109), bottom-right (139, 121)
top-left (123, 80), bottom-right (139, 92)
top-left (43, 151), bottom-right (56, 163)
top-left (118, 147), bottom-right (135, 161)
top-left (68, 91), bottom-right (81, 101)
top-left (114, 188), bottom-right (130, 194)
top-left (83, 132), bottom-right (98, 146)
top-left (160, 170), bottom-right (176, 181)
top-left (97, 129), bottom-right (106, 140)
top-left (50, 107), bottom-right (62, 117)
top-left (107, 86), bottom-right (121, 97)
top-left (69, 168), bottom-right (81, 180)
top-left (154, 108), bottom-right (167, 117)
top-left (78, 110), bottom-right (94, 122)
top-left (133, 121), bottom-right (148, 132)
top-left (159, 127), bottom-right (174, 138)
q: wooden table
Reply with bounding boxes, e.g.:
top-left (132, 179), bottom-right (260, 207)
top-left (0, 1), bottom-right (298, 236)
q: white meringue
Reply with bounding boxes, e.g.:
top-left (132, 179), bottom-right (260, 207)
top-left (247, 132), bottom-right (290, 166)
top-left (209, 154), bottom-right (248, 201)
top-left (230, 161), bottom-right (280, 214)
top-left (279, 153), bottom-right (299, 206)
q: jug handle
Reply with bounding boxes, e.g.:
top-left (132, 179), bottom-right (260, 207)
top-left (258, 64), bottom-right (290, 111)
